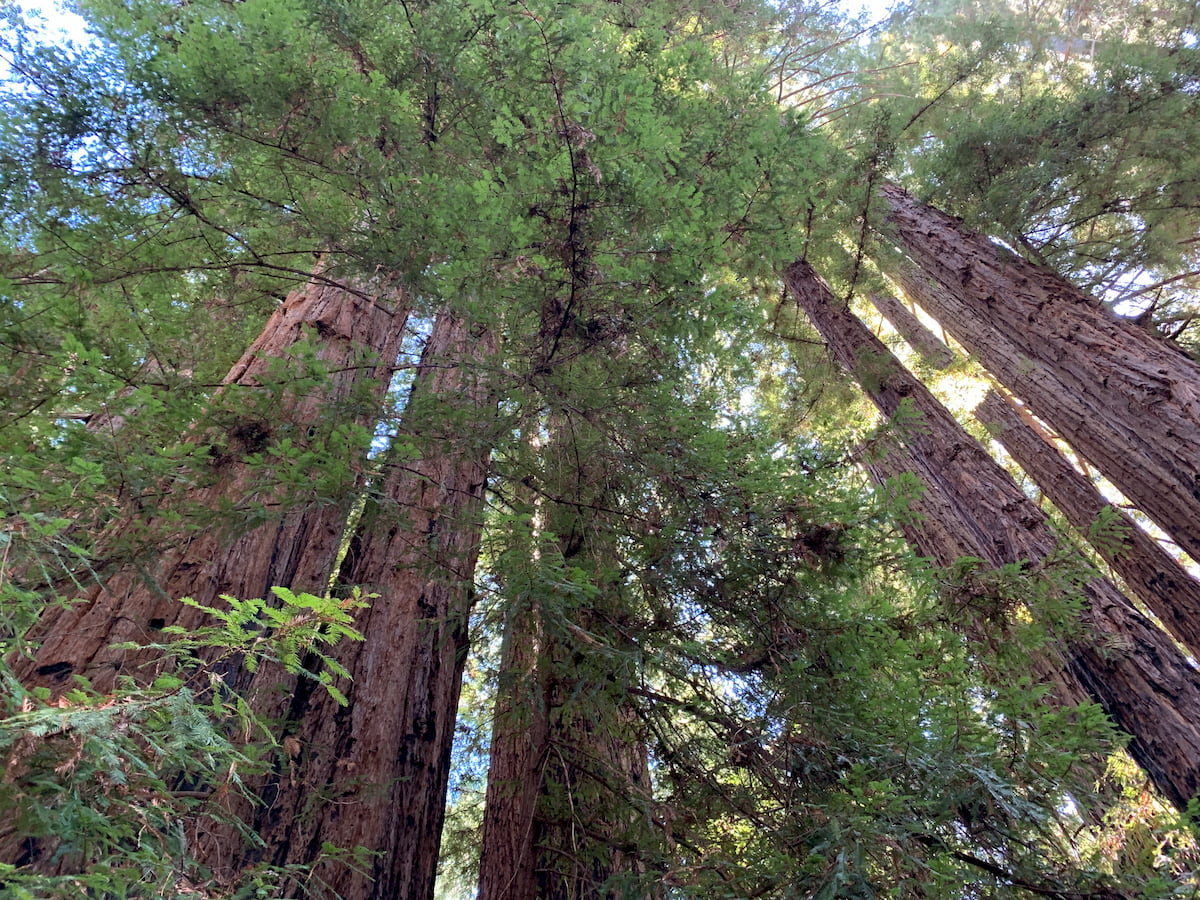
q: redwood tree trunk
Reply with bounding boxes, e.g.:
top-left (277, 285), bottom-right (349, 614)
top-left (478, 421), bottom-right (655, 900)
top-left (477, 590), bottom-right (551, 900)
top-left (14, 272), bottom-right (410, 695)
top-left (863, 432), bottom-right (1095, 709)
top-left (866, 286), bottom-right (1200, 659)
top-left (243, 310), bottom-right (497, 900)
top-left (788, 259), bottom-right (1200, 811)
top-left (867, 291), bottom-right (955, 369)
top-left (478, 598), bottom-right (653, 900)
top-left (878, 183), bottom-right (1200, 565)
top-left (975, 389), bottom-right (1200, 659)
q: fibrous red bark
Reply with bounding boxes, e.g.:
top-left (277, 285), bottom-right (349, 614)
top-left (478, 421), bottom-right (654, 900)
top-left (976, 390), bottom-right (1200, 659)
top-left (14, 272), bottom-right (410, 695)
top-left (478, 597), bottom-right (653, 900)
top-left (788, 259), bottom-right (1200, 811)
top-left (864, 433), bottom-right (1095, 708)
top-left (242, 310), bottom-right (496, 900)
top-left (477, 590), bottom-right (550, 900)
top-left (865, 285), bottom-right (1200, 660)
top-left (867, 292), bottom-right (956, 369)
top-left (878, 183), bottom-right (1200, 566)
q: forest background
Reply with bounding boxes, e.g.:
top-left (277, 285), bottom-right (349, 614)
top-left (1, 0), bottom-right (1198, 898)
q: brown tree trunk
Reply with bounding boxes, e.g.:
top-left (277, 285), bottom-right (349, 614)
top-left (865, 285), bottom-right (1200, 660)
top-left (976, 390), bottom-right (1200, 659)
top-left (478, 420), bottom-right (655, 900)
top-left (787, 259), bottom-right (1200, 811)
top-left (240, 310), bottom-right (496, 900)
top-left (479, 603), bottom-right (653, 900)
top-left (13, 272), bottom-right (410, 695)
top-left (878, 183), bottom-right (1200, 564)
top-left (477, 589), bottom-right (551, 900)
top-left (867, 291), bottom-right (956, 369)
top-left (863, 427), bottom-right (1095, 709)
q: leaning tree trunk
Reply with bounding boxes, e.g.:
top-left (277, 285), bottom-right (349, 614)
top-left (975, 390), bottom-right (1200, 659)
top-left (788, 259), bottom-right (1200, 811)
top-left (865, 289), bottom-right (1200, 660)
top-left (863, 435), bottom-right (1094, 709)
top-left (13, 271), bottom-right (410, 696)
top-left (236, 310), bottom-right (497, 900)
top-left (867, 291), bottom-right (956, 369)
top-left (878, 183), bottom-right (1200, 565)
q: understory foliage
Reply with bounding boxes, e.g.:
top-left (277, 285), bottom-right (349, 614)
top-left (0, 588), bottom-right (366, 899)
top-left (2, 0), bottom-right (1199, 898)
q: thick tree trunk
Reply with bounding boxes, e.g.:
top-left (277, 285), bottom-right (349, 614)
top-left (787, 259), bottom-right (1200, 811)
top-left (13, 272), bottom-right (409, 695)
top-left (976, 390), bottom-right (1200, 659)
top-left (878, 183), bottom-right (1200, 564)
top-left (242, 311), bottom-right (496, 900)
top-left (865, 286), bottom-right (1200, 660)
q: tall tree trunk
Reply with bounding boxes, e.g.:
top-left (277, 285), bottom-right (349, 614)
top-left (787, 259), bottom-right (1200, 811)
top-left (478, 596), bottom-right (653, 900)
top-left (863, 428), bottom-right (1095, 709)
top-left (240, 310), bottom-right (496, 900)
top-left (867, 291), bottom-right (955, 369)
top-left (975, 390), bottom-right (1200, 659)
top-left (878, 183), bottom-right (1200, 564)
top-left (866, 287), bottom-right (1200, 660)
top-left (478, 418), bottom-right (655, 900)
top-left (477, 585), bottom-right (550, 900)
top-left (13, 272), bottom-right (409, 695)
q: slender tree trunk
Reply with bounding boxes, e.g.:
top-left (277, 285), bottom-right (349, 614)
top-left (13, 272), bottom-right (409, 695)
top-left (478, 419), bottom-right (655, 900)
top-left (479, 600), bottom-right (653, 900)
top-left (787, 259), bottom-right (1200, 811)
top-left (477, 587), bottom-right (550, 900)
top-left (867, 291), bottom-right (955, 369)
top-left (863, 428), bottom-right (1095, 709)
top-left (878, 183), bottom-right (1200, 564)
top-left (535, 699), bottom-right (652, 900)
top-left (241, 310), bottom-right (497, 900)
top-left (976, 390), bottom-right (1200, 658)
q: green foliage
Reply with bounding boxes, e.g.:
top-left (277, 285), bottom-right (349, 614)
top-left (842, 0), bottom-right (1200, 343)
top-left (145, 586), bottom-right (369, 706)
top-left (0, 582), bottom-right (370, 897)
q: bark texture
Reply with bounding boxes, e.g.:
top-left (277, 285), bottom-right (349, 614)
top-left (477, 591), bottom-right (550, 900)
top-left (879, 183), bottom-right (1200, 564)
top-left (478, 419), bottom-right (654, 900)
top-left (479, 601), bottom-right (653, 900)
top-left (788, 259), bottom-right (1200, 811)
top-left (976, 390), bottom-right (1200, 659)
top-left (244, 311), bottom-right (496, 900)
top-left (865, 282), bottom-right (1200, 660)
top-left (14, 273), bottom-right (409, 695)
top-left (865, 434), bottom-right (1095, 710)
